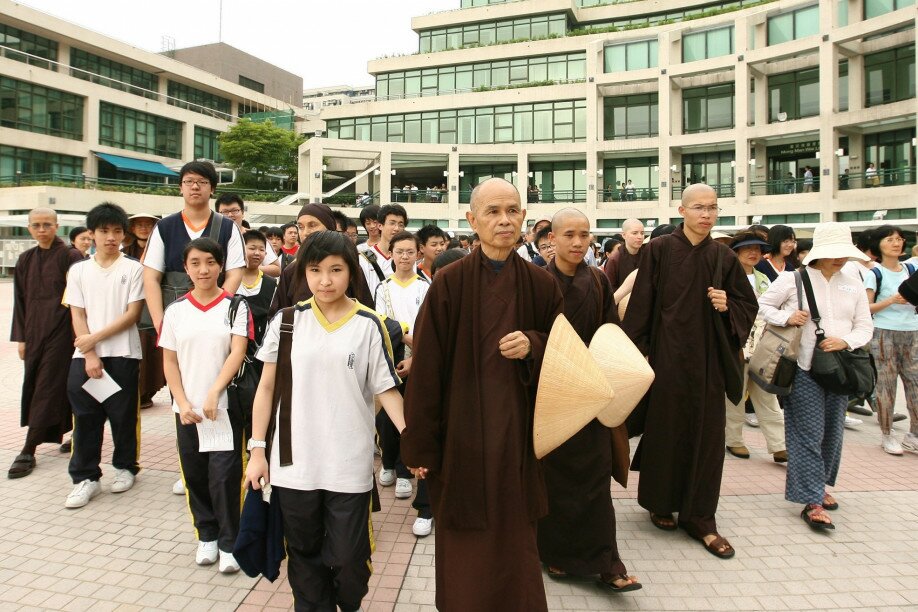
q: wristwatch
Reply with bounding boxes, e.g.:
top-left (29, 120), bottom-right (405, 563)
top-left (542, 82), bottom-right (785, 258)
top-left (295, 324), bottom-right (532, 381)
top-left (246, 438), bottom-right (266, 451)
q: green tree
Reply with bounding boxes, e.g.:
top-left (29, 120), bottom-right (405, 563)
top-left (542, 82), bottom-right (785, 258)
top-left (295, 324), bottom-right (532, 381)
top-left (218, 119), bottom-right (304, 188)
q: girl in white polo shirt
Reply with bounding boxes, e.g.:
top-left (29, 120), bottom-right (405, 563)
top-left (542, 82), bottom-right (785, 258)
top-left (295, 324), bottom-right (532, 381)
top-left (245, 231), bottom-right (406, 612)
top-left (159, 238), bottom-right (252, 574)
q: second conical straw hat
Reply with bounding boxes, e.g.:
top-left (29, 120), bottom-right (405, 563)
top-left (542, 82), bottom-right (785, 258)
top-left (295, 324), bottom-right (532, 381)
top-left (534, 314), bottom-right (614, 459)
top-left (589, 323), bottom-right (655, 428)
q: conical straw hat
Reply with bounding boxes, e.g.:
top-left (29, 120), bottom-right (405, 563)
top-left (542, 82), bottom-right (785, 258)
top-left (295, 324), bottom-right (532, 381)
top-left (534, 315), bottom-right (614, 459)
top-left (617, 291), bottom-right (630, 323)
top-left (589, 324), bottom-right (655, 428)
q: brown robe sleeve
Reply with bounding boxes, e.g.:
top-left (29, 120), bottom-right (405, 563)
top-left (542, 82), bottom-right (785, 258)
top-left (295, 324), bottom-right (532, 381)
top-left (519, 269), bottom-right (563, 387)
top-left (621, 240), bottom-right (660, 355)
top-left (10, 251), bottom-right (29, 342)
top-left (603, 248), bottom-right (621, 290)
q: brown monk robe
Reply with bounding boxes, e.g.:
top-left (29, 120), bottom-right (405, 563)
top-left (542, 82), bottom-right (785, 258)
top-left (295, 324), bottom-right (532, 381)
top-left (10, 213), bottom-right (84, 477)
top-left (123, 226), bottom-right (165, 407)
top-left (604, 219), bottom-right (643, 290)
top-left (623, 193), bottom-right (757, 550)
top-left (401, 178), bottom-right (562, 612)
top-left (538, 209), bottom-right (633, 586)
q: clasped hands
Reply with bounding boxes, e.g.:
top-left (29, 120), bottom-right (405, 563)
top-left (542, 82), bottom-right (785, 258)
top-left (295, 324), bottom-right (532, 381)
top-left (707, 287), bottom-right (728, 313)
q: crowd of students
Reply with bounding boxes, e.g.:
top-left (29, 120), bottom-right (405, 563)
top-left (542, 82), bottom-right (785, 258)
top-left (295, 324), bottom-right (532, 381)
top-left (7, 159), bottom-right (918, 610)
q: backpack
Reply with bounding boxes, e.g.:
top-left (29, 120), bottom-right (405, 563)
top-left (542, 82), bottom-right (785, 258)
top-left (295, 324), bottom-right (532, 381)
top-left (869, 263), bottom-right (916, 302)
top-left (227, 295), bottom-right (259, 436)
top-left (747, 272), bottom-right (804, 396)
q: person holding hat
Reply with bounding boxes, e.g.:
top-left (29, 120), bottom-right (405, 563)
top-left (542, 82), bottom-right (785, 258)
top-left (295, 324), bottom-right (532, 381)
top-left (758, 222), bottom-right (873, 530)
top-left (621, 184), bottom-right (759, 558)
top-left (724, 230), bottom-right (787, 463)
top-left (401, 178), bottom-right (563, 611)
top-left (537, 208), bottom-right (640, 593)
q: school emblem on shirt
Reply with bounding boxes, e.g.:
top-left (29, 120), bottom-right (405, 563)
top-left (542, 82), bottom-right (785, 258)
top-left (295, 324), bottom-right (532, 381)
top-left (347, 352), bottom-right (356, 369)
top-left (120, 274), bottom-right (127, 285)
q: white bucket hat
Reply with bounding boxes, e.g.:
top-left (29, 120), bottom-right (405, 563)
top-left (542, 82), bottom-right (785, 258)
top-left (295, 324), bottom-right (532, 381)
top-left (802, 222), bottom-right (870, 265)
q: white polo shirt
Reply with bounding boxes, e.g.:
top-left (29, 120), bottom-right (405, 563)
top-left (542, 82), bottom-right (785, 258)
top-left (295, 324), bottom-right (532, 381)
top-left (256, 298), bottom-right (401, 493)
top-left (374, 274), bottom-right (429, 335)
top-left (158, 291), bottom-right (252, 413)
top-left (64, 253), bottom-right (145, 359)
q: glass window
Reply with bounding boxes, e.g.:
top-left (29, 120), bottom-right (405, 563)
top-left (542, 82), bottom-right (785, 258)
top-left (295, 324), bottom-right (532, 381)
top-left (864, 0), bottom-right (913, 19)
top-left (794, 5), bottom-right (820, 38)
top-left (0, 77), bottom-right (84, 140)
top-left (707, 27), bottom-right (733, 57)
top-left (683, 27), bottom-right (733, 62)
top-left (418, 13), bottom-right (569, 53)
top-left (603, 94), bottom-right (659, 140)
top-left (99, 102), bottom-right (181, 157)
top-left (1, 145), bottom-right (83, 179)
top-left (194, 126), bottom-right (222, 162)
top-left (70, 48), bottom-right (158, 100)
top-left (168, 81), bottom-right (232, 118)
top-left (604, 45), bottom-right (626, 72)
top-left (682, 32), bottom-right (706, 62)
top-left (0, 23), bottom-right (58, 69)
top-left (768, 5), bottom-right (820, 45)
top-left (767, 13), bottom-right (793, 45)
top-left (682, 84), bottom-right (735, 133)
top-left (865, 45), bottom-right (916, 107)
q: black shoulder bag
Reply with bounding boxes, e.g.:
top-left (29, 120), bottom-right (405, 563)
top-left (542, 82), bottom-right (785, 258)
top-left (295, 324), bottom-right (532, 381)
top-left (227, 295), bottom-right (260, 436)
top-left (712, 247), bottom-right (745, 406)
top-left (799, 270), bottom-right (876, 396)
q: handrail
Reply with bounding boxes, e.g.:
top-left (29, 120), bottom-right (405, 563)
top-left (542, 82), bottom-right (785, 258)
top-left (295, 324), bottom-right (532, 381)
top-left (601, 187), bottom-right (660, 202)
top-left (390, 189), bottom-right (448, 204)
top-left (373, 78), bottom-right (587, 102)
top-left (671, 183), bottom-right (735, 198)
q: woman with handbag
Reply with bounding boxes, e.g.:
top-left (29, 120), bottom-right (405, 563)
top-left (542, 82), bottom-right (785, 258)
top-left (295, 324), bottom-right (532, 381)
top-left (758, 223), bottom-right (873, 530)
top-left (724, 230), bottom-right (787, 463)
top-left (863, 225), bottom-right (918, 455)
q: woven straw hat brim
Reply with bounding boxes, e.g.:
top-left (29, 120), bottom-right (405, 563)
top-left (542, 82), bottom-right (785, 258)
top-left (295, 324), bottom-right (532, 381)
top-left (589, 324), bottom-right (655, 428)
top-left (534, 315), bottom-right (614, 459)
top-left (617, 292), bottom-right (631, 323)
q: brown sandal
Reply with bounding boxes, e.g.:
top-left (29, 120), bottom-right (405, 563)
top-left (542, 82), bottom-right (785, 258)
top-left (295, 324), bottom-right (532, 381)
top-left (598, 573), bottom-right (642, 593)
top-left (699, 534), bottom-right (736, 559)
top-left (822, 493), bottom-right (839, 510)
top-left (802, 504), bottom-right (835, 531)
top-left (649, 512), bottom-right (677, 531)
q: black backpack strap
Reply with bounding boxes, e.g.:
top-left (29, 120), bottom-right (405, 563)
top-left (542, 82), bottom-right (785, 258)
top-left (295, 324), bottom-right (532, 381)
top-left (798, 269), bottom-right (824, 340)
top-left (209, 211), bottom-right (225, 241)
top-left (361, 250), bottom-right (386, 281)
top-left (266, 307), bottom-right (295, 467)
top-left (870, 267), bottom-right (883, 301)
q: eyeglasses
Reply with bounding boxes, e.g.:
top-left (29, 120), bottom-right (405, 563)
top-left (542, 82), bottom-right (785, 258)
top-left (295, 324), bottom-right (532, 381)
top-left (181, 179), bottom-right (211, 187)
top-left (29, 223), bottom-right (55, 230)
top-left (538, 244), bottom-right (555, 252)
top-left (684, 206), bottom-right (721, 215)
top-left (220, 208), bottom-right (242, 215)
top-left (393, 249), bottom-right (417, 258)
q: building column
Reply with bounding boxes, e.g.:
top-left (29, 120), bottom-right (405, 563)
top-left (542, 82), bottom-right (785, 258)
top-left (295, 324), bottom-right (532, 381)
top-left (84, 94), bottom-right (100, 178)
top-left (307, 143), bottom-right (324, 203)
top-left (734, 21), bottom-right (751, 207)
top-left (820, 32), bottom-right (840, 207)
top-left (379, 149), bottom-right (393, 206)
top-left (447, 150), bottom-right (460, 221)
top-left (515, 152), bottom-right (529, 205)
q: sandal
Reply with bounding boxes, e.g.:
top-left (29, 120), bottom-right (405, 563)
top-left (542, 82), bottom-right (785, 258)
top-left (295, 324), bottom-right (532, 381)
top-left (7, 453), bottom-right (35, 479)
top-left (545, 565), bottom-right (568, 580)
top-left (649, 512), bottom-right (677, 531)
top-left (822, 493), bottom-right (839, 511)
top-left (801, 504), bottom-right (835, 531)
top-left (697, 534), bottom-right (735, 559)
top-left (598, 573), bottom-right (642, 593)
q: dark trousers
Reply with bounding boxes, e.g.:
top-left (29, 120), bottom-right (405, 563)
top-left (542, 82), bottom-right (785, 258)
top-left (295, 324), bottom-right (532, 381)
top-left (175, 410), bottom-right (243, 552)
top-left (375, 410), bottom-right (411, 479)
top-left (67, 358), bottom-right (140, 483)
top-left (413, 479), bottom-right (431, 519)
top-left (275, 487), bottom-right (372, 612)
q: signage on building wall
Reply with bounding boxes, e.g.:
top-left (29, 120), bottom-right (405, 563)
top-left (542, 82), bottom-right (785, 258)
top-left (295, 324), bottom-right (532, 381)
top-left (767, 141), bottom-right (819, 156)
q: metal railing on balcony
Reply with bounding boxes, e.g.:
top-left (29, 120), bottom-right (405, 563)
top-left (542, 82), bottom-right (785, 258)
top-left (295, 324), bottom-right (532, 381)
top-left (324, 192), bottom-right (381, 208)
top-left (671, 183), bottom-right (735, 199)
top-left (840, 167), bottom-right (916, 190)
top-left (749, 178), bottom-right (820, 196)
top-left (600, 187), bottom-right (659, 202)
top-left (389, 189), bottom-right (448, 204)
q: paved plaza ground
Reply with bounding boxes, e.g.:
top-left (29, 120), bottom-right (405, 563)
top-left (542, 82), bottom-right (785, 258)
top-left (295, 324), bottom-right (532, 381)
top-left (0, 279), bottom-right (916, 611)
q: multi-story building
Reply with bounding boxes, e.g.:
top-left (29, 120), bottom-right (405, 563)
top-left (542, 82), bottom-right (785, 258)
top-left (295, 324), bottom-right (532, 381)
top-left (303, 0), bottom-right (916, 232)
top-left (0, 0), bottom-right (301, 237)
top-left (303, 85), bottom-right (376, 112)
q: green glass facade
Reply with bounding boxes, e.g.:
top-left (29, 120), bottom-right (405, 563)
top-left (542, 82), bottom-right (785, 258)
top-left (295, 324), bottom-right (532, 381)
top-left (459, 164), bottom-right (515, 203)
top-left (603, 94), bottom-right (659, 140)
top-left (0, 77), bottom-right (83, 140)
top-left (603, 39), bottom-right (658, 72)
top-left (580, 0), bottom-right (766, 31)
top-left (377, 52), bottom-right (585, 99)
top-left (838, 207), bottom-right (916, 221)
top-left (238, 75), bottom-right (265, 94)
top-left (99, 102), bottom-right (182, 157)
top-left (0, 145), bottom-right (83, 179)
top-left (682, 26), bottom-right (734, 62)
top-left (767, 5), bottom-right (819, 45)
top-left (69, 48), bottom-right (158, 99)
top-left (864, 45), bottom-right (916, 107)
top-left (0, 23), bottom-right (58, 69)
top-left (194, 126), bottom-right (222, 162)
top-left (682, 151), bottom-right (735, 195)
top-left (768, 68), bottom-right (819, 122)
top-left (419, 14), bottom-right (567, 53)
top-left (864, 0), bottom-right (915, 19)
top-left (683, 83), bottom-right (735, 133)
top-left (762, 213), bottom-right (820, 224)
top-left (864, 127), bottom-right (917, 185)
top-left (461, 0), bottom-right (512, 6)
top-left (603, 157), bottom-right (659, 201)
top-left (530, 160), bottom-right (587, 203)
top-left (168, 81), bottom-right (232, 118)
top-left (326, 100), bottom-right (586, 144)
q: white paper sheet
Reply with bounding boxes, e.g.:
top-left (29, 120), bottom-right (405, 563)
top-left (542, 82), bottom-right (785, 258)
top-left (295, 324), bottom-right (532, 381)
top-left (82, 371), bottom-right (122, 403)
top-left (196, 409), bottom-right (234, 452)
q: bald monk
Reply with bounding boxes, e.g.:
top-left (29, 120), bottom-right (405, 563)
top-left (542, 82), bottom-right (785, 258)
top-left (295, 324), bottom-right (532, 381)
top-left (537, 209), bottom-right (640, 592)
top-left (9, 208), bottom-right (84, 478)
top-left (401, 178), bottom-right (563, 611)
top-left (604, 218), bottom-right (643, 291)
top-left (622, 184), bottom-right (758, 558)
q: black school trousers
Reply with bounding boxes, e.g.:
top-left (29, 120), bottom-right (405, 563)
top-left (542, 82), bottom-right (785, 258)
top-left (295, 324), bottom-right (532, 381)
top-left (67, 357), bottom-right (140, 483)
top-left (275, 487), bottom-right (372, 612)
top-left (175, 408), bottom-right (244, 552)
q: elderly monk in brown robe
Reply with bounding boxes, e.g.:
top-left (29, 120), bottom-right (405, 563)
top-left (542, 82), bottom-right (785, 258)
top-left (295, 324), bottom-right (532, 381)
top-left (537, 209), bottom-right (640, 592)
top-left (623, 184), bottom-right (758, 558)
top-left (9, 208), bottom-right (84, 478)
top-left (604, 218), bottom-right (643, 290)
top-left (401, 178), bottom-right (562, 611)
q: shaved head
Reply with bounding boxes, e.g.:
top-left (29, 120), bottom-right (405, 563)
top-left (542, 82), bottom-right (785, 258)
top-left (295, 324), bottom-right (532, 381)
top-left (28, 207), bottom-right (57, 222)
top-left (621, 218), bottom-right (643, 233)
top-left (469, 177), bottom-right (520, 213)
top-left (551, 207), bottom-right (589, 231)
top-left (681, 183), bottom-right (716, 207)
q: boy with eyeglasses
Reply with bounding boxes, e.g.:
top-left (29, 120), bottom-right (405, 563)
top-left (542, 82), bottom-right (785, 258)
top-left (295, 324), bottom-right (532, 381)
top-left (8, 208), bottom-right (85, 479)
top-left (359, 204), bottom-right (408, 299)
top-left (215, 193), bottom-right (281, 277)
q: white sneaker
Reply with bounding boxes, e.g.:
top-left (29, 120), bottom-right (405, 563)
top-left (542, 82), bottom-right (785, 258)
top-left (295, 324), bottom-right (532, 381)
top-left (110, 468), bottom-right (135, 493)
top-left (65, 479), bottom-right (101, 509)
top-left (412, 517), bottom-right (433, 537)
top-left (173, 479), bottom-right (186, 495)
top-left (395, 478), bottom-right (413, 499)
top-left (218, 550), bottom-right (240, 574)
top-left (378, 468), bottom-right (395, 487)
top-left (744, 414), bottom-right (759, 428)
top-left (196, 541), bottom-right (218, 566)
top-left (844, 415), bottom-right (862, 429)
top-left (882, 434), bottom-right (903, 456)
top-left (901, 433), bottom-right (918, 453)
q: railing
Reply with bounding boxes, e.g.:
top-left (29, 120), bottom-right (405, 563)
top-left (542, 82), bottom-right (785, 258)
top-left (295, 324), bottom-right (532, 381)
top-left (0, 173), bottom-right (294, 202)
top-left (389, 189), bottom-right (448, 204)
top-left (323, 192), bottom-right (381, 208)
top-left (601, 187), bottom-right (659, 202)
top-left (749, 178), bottom-right (820, 196)
top-left (671, 183), bottom-right (735, 199)
top-left (840, 167), bottom-right (916, 190)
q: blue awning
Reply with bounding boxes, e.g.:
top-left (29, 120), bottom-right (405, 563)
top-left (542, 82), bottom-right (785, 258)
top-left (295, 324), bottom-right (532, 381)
top-left (94, 152), bottom-right (179, 177)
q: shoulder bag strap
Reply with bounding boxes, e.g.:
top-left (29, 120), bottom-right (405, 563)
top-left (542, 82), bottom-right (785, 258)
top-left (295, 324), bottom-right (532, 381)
top-left (793, 269), bottom-right (803, 310)
top-left (266, 307), bottom-right (295, 467)
top-left (798, 269), bottom-right (825, 340)
top-left (208, 212), bottom-right (225, 241)
top-left (870, 267), bottom-right (883, 301)
top-left (362, 250), bottom-right (386, 281)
